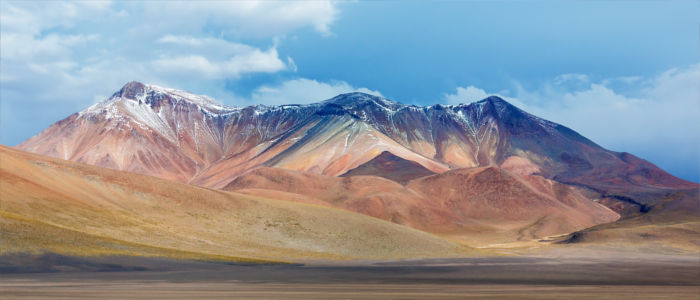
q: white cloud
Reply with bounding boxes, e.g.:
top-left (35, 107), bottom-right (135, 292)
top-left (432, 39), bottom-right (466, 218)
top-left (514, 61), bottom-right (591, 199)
top-left (511, 65), bottom-right (700, 153)
top-left (443, 85), bottom-right (526, 108)
top-left (152, 35), bottom-right (295, 78)
top-left (155, 35), bottom-right (257, 52)
top-left (0, 1), bottom-right (341, 104)
top-left (447, 65), bottom-right (699, 148)
top-left (156, 35), bottom-right (211, 47)
top-left (1, 33), bottom-right (99, 61)
top-left (642, 65), bottom-right (699, 101)
top-left (244, 78), bottom-right (383, 105)
top-left (152, 47), bottom-right (288, 79)
top-left (444, 86), bottom-right (489, 104)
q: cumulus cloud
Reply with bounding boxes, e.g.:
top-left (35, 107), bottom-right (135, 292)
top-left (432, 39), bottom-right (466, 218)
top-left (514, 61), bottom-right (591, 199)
top-left (445, 64), bottom-right (700, 181)
top-left (512, 65), bottom-right (699, 152)
top-left (444, 86), bottom-right (489, 104)
top-left (0, 1), bottom-right (338, 93)
top-left (151, 35), bottom-right (295, 78)
top-left (242, 78), bottom-right (383, 105)
top-left (443, 85), bottom-right (525, 108)
top-left (152, 48), bottom-right (288, 79)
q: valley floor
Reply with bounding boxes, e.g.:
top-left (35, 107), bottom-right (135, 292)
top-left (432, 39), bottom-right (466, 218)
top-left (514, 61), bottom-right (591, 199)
top-left (3, 281), bottom-right (697, 299)
top-left (1, 252), bottom-right (698, 299)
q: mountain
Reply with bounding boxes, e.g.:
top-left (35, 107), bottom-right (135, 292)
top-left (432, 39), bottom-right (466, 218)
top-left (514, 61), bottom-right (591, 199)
top-left (19, 81), bottom-right (697, 215)
top-left (19, 82), bottom-right (449, 187)
top-left (0, 145), bottom-right (472, 261)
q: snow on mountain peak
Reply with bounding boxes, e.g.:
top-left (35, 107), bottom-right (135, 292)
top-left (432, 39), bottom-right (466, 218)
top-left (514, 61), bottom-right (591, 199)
top-left (82, 81), bottom-right (238, 116)
top-left (78, 82), bottom-right (242, 142)
top-left (325, 92), bottom-right (404, 111)
top-left (144, 84), bottom-right (230, 111)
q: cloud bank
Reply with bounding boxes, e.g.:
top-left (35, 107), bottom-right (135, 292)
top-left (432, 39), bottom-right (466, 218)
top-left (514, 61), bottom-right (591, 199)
top-left (0, 0), bottom-right (339, 105)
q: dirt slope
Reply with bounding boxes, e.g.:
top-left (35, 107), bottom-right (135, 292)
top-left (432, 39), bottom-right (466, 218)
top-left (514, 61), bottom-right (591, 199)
top-left (0, 145), bottom-right (473, 261)
top-left (551, 188), bottom-right (700, 254)
top-left (226, 166), bottom-right (620, 245)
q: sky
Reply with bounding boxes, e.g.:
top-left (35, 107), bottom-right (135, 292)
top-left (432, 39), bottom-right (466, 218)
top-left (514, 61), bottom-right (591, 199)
top-left (1, 1), bottom-right (699, 182)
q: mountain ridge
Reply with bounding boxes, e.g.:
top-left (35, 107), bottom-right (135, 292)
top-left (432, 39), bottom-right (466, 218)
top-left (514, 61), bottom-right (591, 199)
top-left (18, 81), bottom-right (696, 205)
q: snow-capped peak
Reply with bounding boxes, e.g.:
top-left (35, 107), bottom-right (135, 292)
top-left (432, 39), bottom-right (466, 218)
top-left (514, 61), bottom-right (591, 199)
top-left (82, 81), bottom-right (238, 116)
top-left (145, 84), bottom-right (230, 111)
top-left (77, 82), bottom-right (243, 142)
top-left (323, 92), bottom-right (405, 113)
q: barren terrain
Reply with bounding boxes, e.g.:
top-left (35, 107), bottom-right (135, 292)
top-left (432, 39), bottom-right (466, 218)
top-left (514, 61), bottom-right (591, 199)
top-left (1, 253), bottom-right (698, 299)
top-left (0, 145), bottom-right (473, 261)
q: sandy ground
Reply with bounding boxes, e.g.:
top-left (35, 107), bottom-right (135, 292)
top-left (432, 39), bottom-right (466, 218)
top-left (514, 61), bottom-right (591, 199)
top-left (1, 253), bottom-right (698, 299)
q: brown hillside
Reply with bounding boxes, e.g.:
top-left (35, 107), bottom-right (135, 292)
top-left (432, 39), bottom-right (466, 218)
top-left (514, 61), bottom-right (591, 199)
top-left (0, 145), bottom-right (473, 261)
top-left (226, 166), bottom-right (620, 245)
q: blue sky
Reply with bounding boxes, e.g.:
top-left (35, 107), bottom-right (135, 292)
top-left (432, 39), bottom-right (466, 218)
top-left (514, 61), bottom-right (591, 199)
top-left (1, 1), bottom-right (699, 182)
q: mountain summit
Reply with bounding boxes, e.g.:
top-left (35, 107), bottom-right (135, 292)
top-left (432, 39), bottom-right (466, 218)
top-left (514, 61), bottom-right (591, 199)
top-left (19, 81), bottom-right (695, 198)
top-left (89, 81), bottom-right (233, 115)
top-left (323, 92), bottom-right (405, 111)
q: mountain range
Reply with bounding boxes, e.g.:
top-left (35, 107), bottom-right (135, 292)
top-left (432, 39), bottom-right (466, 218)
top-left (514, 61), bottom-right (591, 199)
top-left (20, 82), bottom-right (694, 190)
top-left (7, 81), bottom-right (699, 256)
